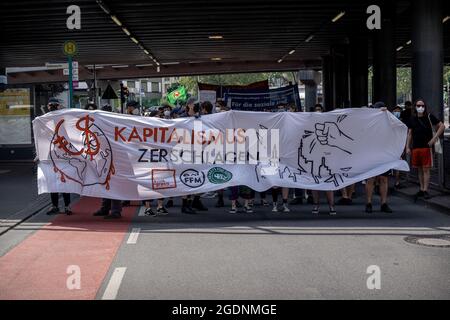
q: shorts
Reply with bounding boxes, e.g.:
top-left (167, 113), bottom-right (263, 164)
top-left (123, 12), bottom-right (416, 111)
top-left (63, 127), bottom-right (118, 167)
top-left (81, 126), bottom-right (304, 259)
top-left (411, 148), bottom-right (433, 168)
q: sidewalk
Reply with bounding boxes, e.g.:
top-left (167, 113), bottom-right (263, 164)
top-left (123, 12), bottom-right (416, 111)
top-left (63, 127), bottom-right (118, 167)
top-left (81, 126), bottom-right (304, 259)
top-left (392, 182), bottom-right (450, 215)
top-left (0, 163), bottom-right (50, 235)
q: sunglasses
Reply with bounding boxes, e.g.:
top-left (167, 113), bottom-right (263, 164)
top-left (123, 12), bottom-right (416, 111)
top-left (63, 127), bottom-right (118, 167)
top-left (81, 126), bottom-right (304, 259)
top-left (416, 104), bottom-right (425, 107)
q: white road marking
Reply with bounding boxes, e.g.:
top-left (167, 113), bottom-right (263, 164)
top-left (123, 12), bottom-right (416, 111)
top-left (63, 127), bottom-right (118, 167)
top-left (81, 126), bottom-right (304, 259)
top-left (101, 267), bottom-right (127, 300)
top-left (127, 228), bottom-right (141, 244)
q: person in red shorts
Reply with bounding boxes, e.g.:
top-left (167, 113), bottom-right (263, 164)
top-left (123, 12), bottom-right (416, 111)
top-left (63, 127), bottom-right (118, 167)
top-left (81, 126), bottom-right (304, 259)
top-left (406, 99), bottom-right (444, 200)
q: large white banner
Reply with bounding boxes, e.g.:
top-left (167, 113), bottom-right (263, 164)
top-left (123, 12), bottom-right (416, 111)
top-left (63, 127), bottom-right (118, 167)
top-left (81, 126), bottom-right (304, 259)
top-left (33, 108), bottom-right (409, 200)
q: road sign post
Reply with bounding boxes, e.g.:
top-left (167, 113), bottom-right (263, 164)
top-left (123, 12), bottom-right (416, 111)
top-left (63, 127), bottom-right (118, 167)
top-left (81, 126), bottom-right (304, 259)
top-left (63, 40), bottom-right (78, 108)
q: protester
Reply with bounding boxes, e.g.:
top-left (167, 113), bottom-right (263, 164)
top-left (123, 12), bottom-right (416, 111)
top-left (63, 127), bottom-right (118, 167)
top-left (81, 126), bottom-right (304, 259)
top-left (93, 103), bottom-right (123, 219)
top-left (271, 187), bottom-right (290, 212)
top-left (392, 105), bottom-right (404, 189)
top-left (41, 98), bottom-right (73, 215)
top-left (143, 199), bottom-right (168, 217)
top-left (85, 101), bottom-right (97, 110)
top-left (365, 102), bottom-right (393, 213)
top-left (229, 186), bottom-right (254, 214)
top-left (310, 103), bottom-right (336, 215)
top-left (406, 99), bottom-right (445, 200)
top-left (400, 101), bottom-right (413, 125)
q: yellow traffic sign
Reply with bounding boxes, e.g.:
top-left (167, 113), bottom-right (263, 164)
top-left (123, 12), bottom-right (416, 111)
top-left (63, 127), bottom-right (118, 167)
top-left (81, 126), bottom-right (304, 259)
top-left (63, 40), bottom-right (78, 56)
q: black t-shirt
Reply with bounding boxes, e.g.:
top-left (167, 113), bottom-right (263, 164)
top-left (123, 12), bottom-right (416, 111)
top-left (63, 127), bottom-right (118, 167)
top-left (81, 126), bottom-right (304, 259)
top-left (400, 108), bottom-right (412, 125)
top-left (407, 113), bottom-right (440, 149)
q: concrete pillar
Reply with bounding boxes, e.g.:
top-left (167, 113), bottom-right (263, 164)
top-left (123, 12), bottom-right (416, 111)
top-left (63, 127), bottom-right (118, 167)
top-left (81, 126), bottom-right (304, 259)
top-left (372, 1), bottom-right (396, 108)
top-left (331, 44), bottom-right (350, 108)
top-left (412, 0), bottom-right (444, 119)
top-left (349, 37), bottom-right (368, 107)
top-left (321, 55), bottom-right (334, 111)
top-left (0, 67), bottom-right (6, 91)
top-left (299, 70), bottom-right (321, 112)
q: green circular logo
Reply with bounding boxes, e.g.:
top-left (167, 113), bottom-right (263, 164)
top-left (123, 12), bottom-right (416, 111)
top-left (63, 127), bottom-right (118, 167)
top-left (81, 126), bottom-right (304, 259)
top-left (207, 167), bottom-right (232, 184)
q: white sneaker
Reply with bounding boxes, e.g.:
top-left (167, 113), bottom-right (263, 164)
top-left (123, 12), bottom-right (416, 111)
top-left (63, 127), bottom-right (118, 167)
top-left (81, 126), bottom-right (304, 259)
top-left (272, 203), bottom-right (278, 212)
top-left (283, 204), bottom-right (290, 212)
top-left (201, 192), bottom-right (217, 198)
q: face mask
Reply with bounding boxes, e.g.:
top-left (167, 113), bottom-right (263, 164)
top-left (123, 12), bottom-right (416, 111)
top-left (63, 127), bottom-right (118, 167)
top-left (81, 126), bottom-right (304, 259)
top-left (393, 111), bottom-right (401, 118)
top-left (164, 110), bottom-right (171, 117)
top-left (132, 108), bottom-right (140, 115)
top-left (416, 106), bottom-right (425, 114)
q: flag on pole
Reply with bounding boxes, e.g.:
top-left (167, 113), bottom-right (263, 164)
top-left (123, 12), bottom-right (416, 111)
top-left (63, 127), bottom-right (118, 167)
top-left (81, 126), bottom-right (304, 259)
top-left (166, 85), bottom-right (187, 104)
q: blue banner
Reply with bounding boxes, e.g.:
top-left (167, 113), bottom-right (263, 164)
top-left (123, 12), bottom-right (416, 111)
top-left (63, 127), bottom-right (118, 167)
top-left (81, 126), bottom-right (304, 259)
top-left (224, 84), bottom-right (301, 111)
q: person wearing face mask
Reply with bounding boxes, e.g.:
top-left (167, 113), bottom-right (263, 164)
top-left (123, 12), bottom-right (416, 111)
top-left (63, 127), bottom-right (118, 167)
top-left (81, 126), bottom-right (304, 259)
top-left (406, 99), bottom-right (445, 200)
top-left (126, 100), bottom-right (141, 115)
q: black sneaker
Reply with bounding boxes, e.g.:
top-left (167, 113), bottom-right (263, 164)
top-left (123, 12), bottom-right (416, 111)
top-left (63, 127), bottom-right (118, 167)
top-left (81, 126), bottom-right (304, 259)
top-left (104, 212), bottom-right (122, 219)
top-left (157, 207), bottom-right (169, 215)
top-left (289, 197), bottom-right (303, 205)
top-left (47, 206), bottom-right (59, 215)
top-left (215, 198), bottom-right (225, 208)
top-left (182, 206), bottom-right (196, 214)
top-left (244, 206), bottom-right (253, 213)
top-left (93, 209), bottom-right (109, 216)
top-left (337, 198), bottom-right (352, 205)
top-left (380, 203), bottom-right (393, 213)
top-left (423, 191), bottom-right (432, 200)
top-left (414, 190), bottom-right (424, 202)
top-left (64, 206), bottom-right (72, 215)
top-left (229, 207), bottom-right (237, 214)
top-left (365, 203), bottom-right (373, 213)
top-left (192, 199), bottom-right (208, 211)
top-left (166, 199), bottom-right (174, 208)
top-left (144, 207), bottom-right (156, 217)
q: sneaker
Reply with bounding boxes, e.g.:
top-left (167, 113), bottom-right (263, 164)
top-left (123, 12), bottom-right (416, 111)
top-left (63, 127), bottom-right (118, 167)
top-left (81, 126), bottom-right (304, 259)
top-left (329, 207), bottom-right (337, 216)
top-left (201, 191), bottom-right (217, 199)
top-left (380, 203), bottom-right (393, 213)
top-left (423, 191), bottom-right (432, 200)
top-left (144, 207), bottom-right (156, 217)
top-left (157, 207), bottom-right (169, 215)
top-left (283, 203), bottom-right (290, 213)
top-left (93, 209), bottom-right (109, 216)
top-left (192, 199), bottom-right (208, 211)
top-left (245, 206), bottom-right (253, 213)
top-left (272, 203), bottom-right (278, 212)
top-left (229, 207), bottom-right (237, 214)
top-left (414, 190), bottom-right (424, 202)
top-left (365, 203), bottom-right (373, 214)
top-left (261, 199), bottom-right (269, 206)
top-left (215, 197), bottom-right (225, 208)
top-left (166, 199), bottom-right (174, 208)
top-left (181, 206), bottom-right (196, 214)
top-left (289, 197), bottom-right (303, 205)
top-left (64, 206), bottom-right (72, 215)
top-left (47, 206), bottom-right (59, 215)
top-left (312, 205), bottom-right (319, 215)
top-left (104, 212), bottom-right (122, 219)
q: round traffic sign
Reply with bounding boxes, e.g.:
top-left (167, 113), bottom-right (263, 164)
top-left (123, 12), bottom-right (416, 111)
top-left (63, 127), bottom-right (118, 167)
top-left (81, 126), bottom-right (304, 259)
top-left (63, 40), bottom-right (78, 56)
